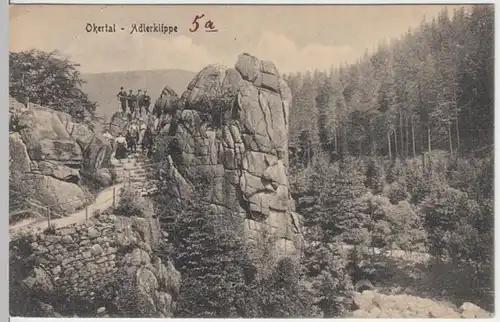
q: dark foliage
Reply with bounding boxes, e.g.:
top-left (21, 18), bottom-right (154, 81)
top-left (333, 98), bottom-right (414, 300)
top-left (9, 49), bottom-right (97, 123)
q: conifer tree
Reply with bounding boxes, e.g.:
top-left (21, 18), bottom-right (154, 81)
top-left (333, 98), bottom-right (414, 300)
top-left (171, 185), bottom-right (251, 317)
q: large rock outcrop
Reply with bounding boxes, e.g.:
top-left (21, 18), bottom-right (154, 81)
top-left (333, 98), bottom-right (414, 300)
top-left (158, 53), bottom-right (303, 254)
top-left (9, 97), bottom-right (113, 216)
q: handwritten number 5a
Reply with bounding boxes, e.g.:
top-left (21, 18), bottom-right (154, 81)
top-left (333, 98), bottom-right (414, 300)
top-left (189, 14), bottom-right (205, 33)
top-left (190, 14), bottom-right (218, 32)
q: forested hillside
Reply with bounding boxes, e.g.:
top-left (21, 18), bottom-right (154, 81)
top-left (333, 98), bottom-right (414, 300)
top-left (285, 5), bottom-right (493, 162)
top-left (285, 5), bottom-right (494, 312)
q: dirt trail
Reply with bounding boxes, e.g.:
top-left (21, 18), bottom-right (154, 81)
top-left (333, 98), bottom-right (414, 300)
top-left (9, 183), bottom-right (125, 235)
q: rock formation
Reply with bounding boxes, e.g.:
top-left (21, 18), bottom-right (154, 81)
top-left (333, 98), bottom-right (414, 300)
top-left (157, 53), bottom-right (303, 254)
top-left (10, 210), bottom-right (180, 317)
top-left (108, 111), bottom-right (130, 138)
top-left (9, 97), bottom-right (113, 216)
top-left (154, 85), bottom-right (179, 134)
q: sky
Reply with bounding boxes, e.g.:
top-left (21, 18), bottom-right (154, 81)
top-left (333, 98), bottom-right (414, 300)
top-left (10, 4), bottom-right (470, 74)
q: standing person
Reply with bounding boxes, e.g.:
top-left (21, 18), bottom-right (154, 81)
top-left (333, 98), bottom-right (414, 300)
top-left (139, 118), bottom-right (147, 151)
top-left (129, 122), bottom-right (139, 152)
top-left (126, 129), bottom-right (136, 153)
top-left (115, 132), bottom-right (128, 159)
top-left (127, 89), bottom-right (136, 117)
top-left (142, 126), bottom-right (154, 158)
top-left (137, 89), bottom-right (143, 117)
top-left (117, 87), bottom-right (127, 114)
top-left (143, 90), bottom-right (151, 115)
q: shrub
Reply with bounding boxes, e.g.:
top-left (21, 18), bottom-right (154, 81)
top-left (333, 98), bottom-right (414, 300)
top-left (383, 180), bottom-right (410, 204)
top-left (389, 201), bottom-right (426, 252)
top-left (251, 257), bottom-right (316, 318)
top-left (113, 188), bottom-right (145, 218)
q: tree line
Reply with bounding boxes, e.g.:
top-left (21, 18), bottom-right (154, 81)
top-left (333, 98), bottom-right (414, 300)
top-left (285, 5), bottom-right (493, 167)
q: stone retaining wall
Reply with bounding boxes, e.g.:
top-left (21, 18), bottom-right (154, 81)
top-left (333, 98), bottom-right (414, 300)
top-left (11, 212), bottom-right (180, 317)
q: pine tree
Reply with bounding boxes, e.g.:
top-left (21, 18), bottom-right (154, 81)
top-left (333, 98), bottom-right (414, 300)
top-left (364, 157), bottom-right (385, 194)
top-left (302, 243), bottom-right (354, 317)
top-left (171, 188), bottom-right (251, 317)
top-left (319, 158), bottom-right (369, 244)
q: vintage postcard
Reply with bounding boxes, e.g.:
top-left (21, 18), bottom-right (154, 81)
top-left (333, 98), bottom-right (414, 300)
top-left (9, 4), bottom-right (494, 318)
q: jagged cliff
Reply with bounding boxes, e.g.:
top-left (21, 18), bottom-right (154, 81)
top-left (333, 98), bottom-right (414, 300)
top-left (156, 53), bottom-right (303, 254)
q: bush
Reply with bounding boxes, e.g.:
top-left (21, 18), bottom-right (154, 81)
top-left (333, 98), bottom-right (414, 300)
top-left (250, 257), bottom-right (317, 318)
top-left (113, 188), bottom-right (146, 218)
top-left (383, 180), bottom-right (410, 204)
top-left (389, 201), bottom-right (426, 252)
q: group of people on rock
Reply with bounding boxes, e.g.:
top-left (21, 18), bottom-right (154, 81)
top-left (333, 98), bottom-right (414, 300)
top-left (102, 117), bottom-right (155, 160)
top-left (117, 87), bottom-right (152, 117)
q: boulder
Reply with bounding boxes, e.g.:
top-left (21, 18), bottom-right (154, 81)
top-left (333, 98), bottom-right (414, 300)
top-left (459, 302), bottom-right (491, 318)
top-left (154, 85), bottom-right (179, 115)
top-left (19, 106), bottom-right (82, 165)
top-left (22, 267), bottom-right (54, 294)
top-left (94, 168), bottom-right (113, 187)
top-left (157, 53), bottom-right (303, 255)
top-left (108, 111), bottom-right (129, 137)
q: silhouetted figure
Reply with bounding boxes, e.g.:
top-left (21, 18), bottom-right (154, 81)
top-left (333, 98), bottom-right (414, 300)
top-left (139, 119), bottom-right (147, 151)
top-left (143, 90), bottom-right (151, 115)
top-left (129, 122), bottom-right (139, 145)
top-left (126, 130), bottom-right (136, 153)
top-left (127, 89), bottom-right (136, 116)
top-left (137, 89), bottom-right (143, 116)
top-left (142, 126), bottom-right (153, 158)
top-left (117, 87), bottom-right (127, 114)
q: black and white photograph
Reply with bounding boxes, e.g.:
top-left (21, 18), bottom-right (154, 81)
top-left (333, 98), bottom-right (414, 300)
top-left (8, 3), bottom-right (494, 318)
